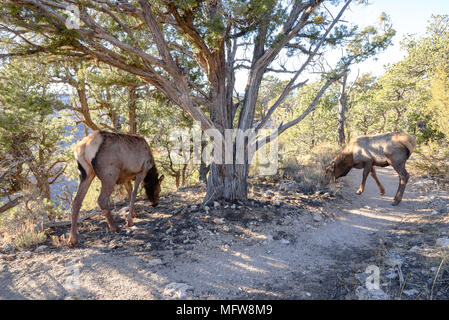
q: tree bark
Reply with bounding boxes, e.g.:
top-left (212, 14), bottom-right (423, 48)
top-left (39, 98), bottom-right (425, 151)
top-left (338, 72), bottom-right (348, 146)
top-left (128, 86), bottom-right (138, 135)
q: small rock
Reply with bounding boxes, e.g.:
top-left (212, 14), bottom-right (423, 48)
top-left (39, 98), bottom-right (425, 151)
top-left (262, 234), bottom-right (274, 245)
top-left (385, 251), bottom-right (404, 267)
top-left (402, 289), bottom-right (418, 297)
top-left (436, 238), bottom-right (449, 247)
top-left (163, 282), bottom-right (193, 299)
top-left (409, 246), bottom-right (420, 252)
top-left (35, 245), bottom-right (48, 252)
top-left (147, 258), bottom-right (163, 266)
top-left (204, 206), bottom-right (210, 213)
top-left (305, 292), bottom-right (311, 297)
top-left (273, 200), bottom-right (281, 207)
top-left (280, 239), bottom-right (290, 245)
top-left (2, 243), bottom-right (14, 253)
top-left (279, 181), bottom-right (299, 192)
top-left (313, 214), bottom-right (323, 222)
top-left (213, 217), bottom-right (225, 225)
top-left (231, 204), bottom-right (236, 209)
top-left (213, 201), bottom-right (220, 208)
top-left (262, 190), bottom-right (274, 198)
top-left (384, 268), bottom-right (397, 280)
top-left (355, 286), bottom-right (389, 300)
top-left (19, 251), bottom-right (32, 258)
top-left (355, 272), bottom-right (369, 284)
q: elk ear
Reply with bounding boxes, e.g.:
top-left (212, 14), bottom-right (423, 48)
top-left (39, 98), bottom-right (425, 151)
top-left (158, 175), bottom-right (165, 184)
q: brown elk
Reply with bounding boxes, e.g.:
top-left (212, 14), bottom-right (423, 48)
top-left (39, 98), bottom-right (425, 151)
top-left (323, 132), bottom-right (416, 206)
top-left (69, 131), bottom-right (164, 247)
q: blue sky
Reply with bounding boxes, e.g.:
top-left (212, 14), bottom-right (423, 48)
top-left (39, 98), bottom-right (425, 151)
top-left (347, 0), bottom-right (449, 77)
top-left (234, 0), bottom-right (449, 90)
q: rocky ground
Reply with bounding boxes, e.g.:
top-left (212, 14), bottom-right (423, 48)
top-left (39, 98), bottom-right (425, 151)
top-left (0, 167), bottom-right (448, 300)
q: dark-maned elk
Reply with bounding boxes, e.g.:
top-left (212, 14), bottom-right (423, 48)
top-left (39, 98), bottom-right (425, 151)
top-left (323, 132), bottom-right (416, 206)
top-left (69, 131), bottom-right (164, 247)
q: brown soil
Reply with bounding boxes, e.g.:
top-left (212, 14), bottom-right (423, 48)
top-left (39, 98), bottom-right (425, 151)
top-left (1, 167), bottom-right (448, 300)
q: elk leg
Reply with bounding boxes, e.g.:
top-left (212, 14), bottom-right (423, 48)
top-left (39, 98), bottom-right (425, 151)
top-left (357, 162), bottom-right (372, 195)
top-left (124, 180), bottom-right (137, 218)
top-left (370, 167), bottom-right (385, 195)
top-left (69, 172), bottom-right (95, 247)
top-left (126, 172), bottom-right (145, 227)
top-left (98, 181), bottom-right (120, 233)
top-left (391, 161), bottom-right (409, 206)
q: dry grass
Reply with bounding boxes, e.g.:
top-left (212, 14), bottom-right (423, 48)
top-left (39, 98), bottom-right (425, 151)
top-left (278, 143), bottom-right (341, 193)
top-left (0, 191), bottom-right (57, 250)
top-left (411, 142), bottom-right (449, 179)
top-left (11, 222), bottom-right (47, 250)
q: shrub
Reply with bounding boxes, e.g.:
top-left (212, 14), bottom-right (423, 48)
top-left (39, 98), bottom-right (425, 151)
top-left (278, 142), bottom-right (341, 193)
top-left (412, 140), bottom-right (449, 178)
top-left (0, 189), bottom-right (60, 250)
top-left (13, 222), bottom-right (47, 250)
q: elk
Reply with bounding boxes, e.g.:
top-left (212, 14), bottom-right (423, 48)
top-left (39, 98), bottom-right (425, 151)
top-left (323, 132), bottom-right (416, 206)
top-left (69, 131), bottom-right (164, 247)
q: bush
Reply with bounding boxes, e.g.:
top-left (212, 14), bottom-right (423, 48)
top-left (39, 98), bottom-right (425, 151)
top-left (278, 143), bottom-right (341, 193)
top-left (13, 222), bottom-right (47, 250)
top-left (412, 140), bottom-right (449, 178)
top-left (0, 190), bottom-right (61, 250)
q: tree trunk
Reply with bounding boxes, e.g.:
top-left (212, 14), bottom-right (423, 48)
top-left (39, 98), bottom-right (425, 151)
top-left (174, 172), bottom-right (180, 189)
top-left (338, 72), bottom-right (348, 146)
top-left (205, 162), bottom-right (248, 203)
top-left (181, 163), bottom-right (188, 186)
top-left (128, 86), bottom-right (138, 134)
top-left (199, 140), bottom-right (209, 184)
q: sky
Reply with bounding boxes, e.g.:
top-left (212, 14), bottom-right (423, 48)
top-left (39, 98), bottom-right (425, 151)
top-left (235, 0), bottom-right (449, 90)
top-left (346, 0), bottom-right (449, 78)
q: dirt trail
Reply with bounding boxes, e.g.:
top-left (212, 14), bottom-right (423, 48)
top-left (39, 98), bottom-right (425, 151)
top-left (1, 167), bottom-right (447, 300)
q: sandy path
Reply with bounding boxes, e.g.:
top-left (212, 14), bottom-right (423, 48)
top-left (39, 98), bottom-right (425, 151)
top-left (0, 167), bottom-right (425, 300)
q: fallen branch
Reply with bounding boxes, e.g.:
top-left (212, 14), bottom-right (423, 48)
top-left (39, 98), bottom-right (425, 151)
top-left (35, 210), bottom-right (99, 231)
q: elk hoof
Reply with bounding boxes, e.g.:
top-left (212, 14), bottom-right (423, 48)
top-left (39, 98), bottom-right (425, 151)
top-left (391, 202), bottom-right (399, 206)
top-left (132, 210), bottom-right (137, 218)
top-left (356, 189), bottom-right (363, 195)
top-left (380, 190), bottom-right (386, 195)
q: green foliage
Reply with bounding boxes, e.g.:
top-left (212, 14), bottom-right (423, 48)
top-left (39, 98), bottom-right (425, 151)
top-left (281, 81), bottom-right (339, 151)
top-left (0, 57), bottom-right (73, 204)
